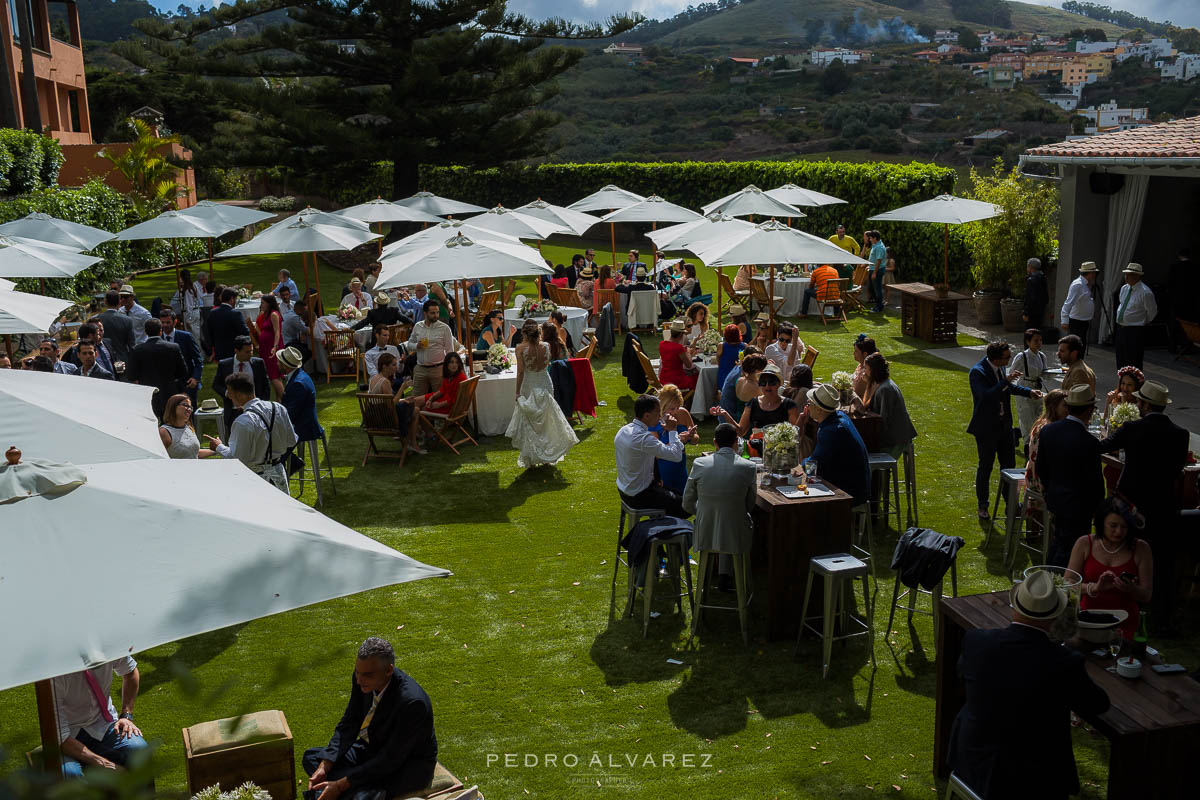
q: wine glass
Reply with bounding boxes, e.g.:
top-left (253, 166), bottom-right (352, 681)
top-left (1109, 630), bottom-right (1124, 660)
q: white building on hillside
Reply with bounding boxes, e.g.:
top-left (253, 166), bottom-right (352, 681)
top-left (1075, 101), bottom-right (1150, 134)
top-left (934, 30), bottom-right (959, 43)
top-left (1161, 53), bottom-right (1200, 81)
top-left (1075, 40), bottom-right (1118, 55)
top-left (603, 43), bottom-right (643, 56)
top-left (809, 47), bottom-right (866, 66)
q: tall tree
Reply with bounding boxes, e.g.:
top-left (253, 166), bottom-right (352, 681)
top-left (118, 1), bottom-right (640, 198)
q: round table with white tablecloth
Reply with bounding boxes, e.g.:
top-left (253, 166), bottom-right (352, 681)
top-left (235, 297), bottom-right (261, 321)
top-left (504, 306), bottom-right (588, 349)
top-left (651, 354), bottom-right (721, 420)
top-left (752, 275), bottom-right (810, 317)
top-left (472, 356), bottom-right (519, 437)
top-left (312, 315), bottom-right (369, 375)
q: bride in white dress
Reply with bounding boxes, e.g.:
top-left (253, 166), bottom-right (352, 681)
top-left (506, 319), bottom-right (579, 468)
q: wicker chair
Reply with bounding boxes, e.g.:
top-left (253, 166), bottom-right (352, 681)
top-left (356, 392), bottom-right (408, 466)
top-left (323, 329), bottom-right (358, 383)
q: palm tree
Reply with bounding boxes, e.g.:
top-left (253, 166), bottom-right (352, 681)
top-left (97, 117), bottom-right (190, 220)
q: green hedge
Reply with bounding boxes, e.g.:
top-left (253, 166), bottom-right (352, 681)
top-left (339, 159), bottom-right (972, 287)
top-left (0, 129), bottom-right (64, 195)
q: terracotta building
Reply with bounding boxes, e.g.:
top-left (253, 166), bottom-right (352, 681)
top-left (0, 0), bottom-right (91, 143)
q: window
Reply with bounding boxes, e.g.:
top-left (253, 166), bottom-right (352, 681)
top-left (9, 0), bottom-right (47, 50)
top-left (66, 89), bottom-right (80, 133)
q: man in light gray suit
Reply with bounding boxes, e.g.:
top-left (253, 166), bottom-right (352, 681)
top-left (684, 423), bottom-right (758, 595)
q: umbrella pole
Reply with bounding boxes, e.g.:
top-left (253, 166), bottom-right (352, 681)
top-left (207, 238), bottom-right (213, 273)
top-left (377, 223), bottom-right (382, 257)
top-left (39, 278), bottom-right (45, 296)
top-left (943, 223), bottom-right (949, 288)
top-left (35, 679), bottom-right (61, 775)
top-left (301, 251), bottom-right (312, 295)
top-left (610, 222), bottom-right (617, 275)
top-left (716, 267), bottom-right (723, 329)
top-left (312, 251), bottom-right (323, 310)
top-left (4, 334), bottom-right (13, 360)
top-left (172, 239), bottom-right (181, 297)
top-left (769, 263), bottom-right (776, 330)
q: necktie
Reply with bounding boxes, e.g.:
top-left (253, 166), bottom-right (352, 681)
top-left (237, 362), bottom-right (246, 374)
top-left (1117, 286), bottom-right (1130, 323)
top-left (82, 670), bottom-right (114, 724)
top-left (358, 692), bottom-right (381, 743)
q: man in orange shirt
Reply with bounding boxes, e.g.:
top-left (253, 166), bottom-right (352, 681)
top-left (800, 264), bottom-right (839, 318)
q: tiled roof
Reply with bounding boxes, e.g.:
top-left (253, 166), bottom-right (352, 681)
top-left (1024, 116), bottom-right (1200, 160)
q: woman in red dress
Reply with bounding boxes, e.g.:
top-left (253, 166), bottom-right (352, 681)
top-left (399, 352), bottom-right (466, 452)
top-left (1068, 497), bottom-right (1153, 640)
top-left (658, 319), bottom-right (698, 391)
top-left (257, 294), bottom-right (285, 399)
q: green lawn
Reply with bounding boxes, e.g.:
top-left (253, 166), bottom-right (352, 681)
top-left (3, 235), bottom-right (1197, 799)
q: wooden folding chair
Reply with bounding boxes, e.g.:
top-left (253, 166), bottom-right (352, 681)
top-left (749, 279), bottom-right (785, 316)
top-left (718, 270), bottom-right (751, 315)
top-left (501, 279), bottom-right (517, 308)
top-left (638, 347), bottom-right (693, 407)
top-left (386, 322), bottom-right (412, 346)
top-left (323, 329), bottom-right (358, 383)
top-left (594, 288), bottom-right (619, 333)
top-left (803, 344), bottom-right (819, 369)
top-left (419, 375), bottom-right (481, 454)
top-left (844, 266), bottom-right (870, 312)
top-left (470, 291), bottom-right (499, 332)
top-left (356, 392), bottom-right (408, 466)
top-left (559, 287), bottom-right (583, 308)
top-left (481, 278), bottom-right (496, 291)
top-left (580, 335), bottom-right (597, 360)
top-left (815, 279), bottom-right (848, 326)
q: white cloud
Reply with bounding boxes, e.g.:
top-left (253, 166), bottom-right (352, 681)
top-left (1022, 1), bottom-right (1199, 30)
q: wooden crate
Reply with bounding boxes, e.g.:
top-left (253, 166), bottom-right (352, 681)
top-left (183, 710), bottom-right (296, 800)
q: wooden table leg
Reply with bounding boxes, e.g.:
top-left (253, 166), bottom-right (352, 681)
top-left (933, 608), bottom-right (967, 779)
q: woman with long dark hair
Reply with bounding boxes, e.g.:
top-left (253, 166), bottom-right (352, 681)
top-left (1068, 497), bottom-right (1153, 640)
top-left (257, 293), bottom-right (285, 399)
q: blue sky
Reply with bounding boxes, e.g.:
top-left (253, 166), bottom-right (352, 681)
top-left (150, 1), bottom-right (1200, 31)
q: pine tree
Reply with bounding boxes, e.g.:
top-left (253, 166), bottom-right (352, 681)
top-left (118, 1), bottom-right (641, 198)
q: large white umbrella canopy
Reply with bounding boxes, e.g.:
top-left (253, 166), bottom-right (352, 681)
top-left (648, 212), bottom-right (755, 252)
top-left (336, 198), bottom-right (443, 225)
top-left (394, 191), bottom-right (486, 217)
top-left (868, 194), bottom-right (1001, 225)
top-left (380, 220), bottom-right (520, 261)
top-left (515, 200), bottom-right (600, 236)
top-left (765, 183), bottom-right (847, 208)
top-left (0, 212), bottom-right (115, 251)
top-left (567, 184), bottom-right (645, 213)
top-left (260, 206), bottom-right (370, 233)
top-left (113, 210), bottom-right (234, 242)
top-left (0, 369), bottom-right (164, 463)
top-left (464, 205), bottom-right (569, 240)
top-left (0, 235), bottom-right (101, 279)
top-left (0, 457), bottom-right (450, 692)
top-left (0, 288), bottom-right (74, 334)
top-left (376, 232), bottom-right (552, 290)
top-left (0, 277), bottom-right (13, 290)
top-left (218, 218), bottom-right (381, 258)
top-left (600, 195), bottom-right (704, 225)
top-left (694, 219), bottom-right (870, 267)
top-left (701, 184), bottom-right (806, 219)
top-left (179, 199), bottom-right (276, 227)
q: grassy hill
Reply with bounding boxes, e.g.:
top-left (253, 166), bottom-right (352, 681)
top-left (647, 0), bottom-right (1128, 48)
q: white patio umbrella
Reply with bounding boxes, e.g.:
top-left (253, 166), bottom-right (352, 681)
top-left (0, 456), bottom-right (449, 768)
top-left (0, 288), bottom-right (74, 335)
top-left (0, 368), bottom-right (164, 463)
top-left (600, 195), bottom-right (703, 228)
top-left (218, 218), bottom-right (381, 307)
top-left (464, 205), bottom-right (569, 243)
top-left (0, 212), bottom-right (115, 251)
top-left (0, 277), bottom-right (13, 290)
top-left (764, 183), bottom-right (847, 208)
top-left (568, 185), bottom-right (646, 277)
top-left (336, 198), bottom-right (444, 256)
top-left (515, 199), bottom-right (600, 236)
top-left (380, 220), bottom-right (520, 261)
top-left (701, 184), bottom-right (805, 220)
top-left (869, 194), bottom-right (1001, 288)
top-left (114, 210), bottom-right (236, 292)
top-left (178, 201), bottom-right (277, 271)
top-left (694, 219), bottom-right (869, 325)
top-left (649, 212), bottom-right (756, 325)
top-left (0, 235), bottom-right (101, 280)
top-left (394, 191), bottom-right (486, 217)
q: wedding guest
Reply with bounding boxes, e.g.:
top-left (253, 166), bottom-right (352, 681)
top-left (781, 363), bottom-right (813, 402)
top-left (273, 269), bottom-right (299, 299)
top-left (763, 323), bottom-right (804, 371)
top-left (682, 422), bottom-right (757, 593)
top-left (658, 319), bottom-right (698, 391)
top-left (0, 354), bottom-right (9, 369)
top-left (1060, 260), bottom-right (1098, 356)
top-left (751, 313), bottom-right (772, 352)
top-left (851, 334), bottom-right (876, 397)
top-left (207, 372), bottom-right (298, 491)
top-left (566, 254), bottom-right (583, 289)
top-left (38, 338), bottom-right (78, 375)
top-left (1057, 334), bottom-right (1095, 395)
top-left (64, 322), bottom-right (115, 375)
top-left (97, 290), bottom-right (136, 373)
top-left (177, 267), bottom-right (203, 337)
top-left (119, 285), bottom-right (153, 346)
top-left (718, 348), bottom-right (762, 421)
top-left (805, 383), bottom-right (870, 505)
top-left (1114, 262), bottom-right (1157, 371)
top-left (75, 341), bottom-right (113, 380)
top-left (614, 393), bottom-right (693, 516)
top-left (732, 264), bottom-right (755, 293)
top-left (861, 352), bottom-right (916, 459)
top-left (1024, 389), bottom-right (1068, 506)
top-left (475, 310), bottom-right (510, 353)
top-left (1103, 365), bottom-right (1144, 420)
top-left (363, 324), bottom-right (402, 380)
top-left (341, 268), bottom-right (366, 298)
top-left (684, 302), bottom-right (709, 344)
top-left (1068, 497), bottom-right (1153, 641)
top-left (621, 249), bottom-right (645, 282)
top-left (408, 352), bottom-right (465, 417)
top-left (208, 288), bottom-right (250, 361)
top-left (712, 363), bottom-right (800, 440)
top-left (364, 262), bottom-right (383, 292)
top-left (257, 294), bottom-right (285, 399)
top-left (283, 302), bottom-right (314, 364)
top-left (159, 393), bottom-right (212, 459)
top-left (592, 265), bottom-right (616, 317)
top-left (672, 263), bottom-right (699, 299)
top-left (370, 353), bottom-right (421, 455)
top-left (549, 310), bottom-right (576, 355)
top-left (127, 320), bottom-right (188, 420)
top-left (1012, 328), bottom-right (1049, 444)
top-left (1035, 384), bottom-right (1104, 566)
top-left (52, 657), bottom-right (149, 779)
top-left (652, 384), bottom-right (700, 494)
top-left (278, 346), bottom-right (323, 451)
top-left (213, 335), bottom-right (271, 431)
top-left (407, 300), bottom-right (460, 395)
top-left (395, 284), bottom-right (428, 321)
top-left (542, 320), bottom-right (568, 362)
top-left (716, 324), bottom-right (745, 390)
top-left (341, 277), bottom-right (374, 311)
top-left (354, 293), bottom-right (407, 344)
top-left (549, 264), bottom-right (569, 288)
top-left (728, 304), bottom-right (752, 342)
top-left (576, 261), bottom-right (596, 309)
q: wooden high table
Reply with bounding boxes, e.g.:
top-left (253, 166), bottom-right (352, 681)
top-left (934, 590), bottom-right (1200, 799)
top-left (751, 479), bottom-right (853, 641)
top-left (890, 282), bottom-right (971, 345)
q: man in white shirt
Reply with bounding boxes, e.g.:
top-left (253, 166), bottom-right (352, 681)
top-left (208, 372), bottom-right (298, 491)
top-left (1059, 260), bottom-right (1097, 356)
top-left (39, 338), bottom-right (79, 374)
top-left (615, 394), bottom-right (695, 517)
top-left (407, 299), bottom-right (460, 395)
top-left (763, 323), bottom-right (804, 370)
top-left (363, 324), bottom-right (402, 381)
top-left (118, 285), bottom-right (153, 346)
top-left (1114, 262), bottom-right (1158, 371)
top-left (52, 656), bottom-right (148, 778)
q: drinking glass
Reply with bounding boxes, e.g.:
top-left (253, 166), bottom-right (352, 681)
top-left (1109, 630), bottom-right (1124, 660)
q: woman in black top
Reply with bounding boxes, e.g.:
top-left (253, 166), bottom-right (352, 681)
top-left (712, 363), bottom-right (800, 437)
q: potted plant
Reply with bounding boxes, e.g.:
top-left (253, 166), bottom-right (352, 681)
top-left (1000, 296), bottom-right (1025, 332)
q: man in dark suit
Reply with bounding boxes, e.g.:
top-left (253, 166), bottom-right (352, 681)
top-left (279, 346), bottom-right (322, 444)
top-left (64, 322), bottom-right (115, 376)
top-left (127, 318), bottom-right (189, 420)
top-left (302, 637), bottom-right (436, 800)
top-left (74, 340), bottom-right (114, 380)
top-left (1033, 384), bottom-right (1104, 566)
top-left (96, 290), bottom-right (136, 377)
top-left (1099, 380), bottom-right (1190, 631)
top-left (353, 293), bottom-right (409, 348)
top-left (212, 335), bottom-right (271, 431)
top-left (208, 287), bottom-right (249, 361)
top-left (158, 307), bottom-right (203, 405)
top-left (949, 570), bottom-right (1109, 799)
top-left (967, 341), bottom-right (1042, 519)
top-left (1023, 257), bottom-right (1049, 327)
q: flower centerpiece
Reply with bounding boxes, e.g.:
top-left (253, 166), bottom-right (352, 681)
top-left (519, 298), bottom-right (557, 319)
top-left (761, 422), bottom-right (801, 474)
top-left (695, 328), bottom-right (722, 356)
top-left (235, 286), bottom-right (251, 300)
top-left (781, 263), bottom-right (801, 277)
top-left (830, 370), bottom-right (854, 407)
top-left (336, 305), bottom-right (360, 322)
top-left (486, 343), bottom-right (512, 374)
top-left (1108, 401), bottom-right (1139, 430)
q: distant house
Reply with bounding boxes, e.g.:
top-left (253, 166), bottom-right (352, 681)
top-left (963, 129), bottom-right (1011, 145)
top-left (603, 42), bottom-right (643, 57)
top-left (1041, 92), bottom-right (1081, 111)
top-left (914, 50), bottom-right (940, 62)
top-left (729, 57), bottom-right (760, 67)
top-left (1074, 101), bottom-right (1150, 135)
top-left (934, 30), bottom-right (959, 44)
top-left (809, 47), bottom-right (866, 67)
top-left (1161, 53), bottom-right (1200, 81)
top-left (982, 65), bottom-right (1015, 90)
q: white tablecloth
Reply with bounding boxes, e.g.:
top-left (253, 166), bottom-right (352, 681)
top-left (473, 359), bottom-right (518, 436)
top-left (753, 276), bottom-right (810, 317)
top-left (652, 355), bottom-right (721, 420)
top-left (313, 315), bottom-right (363, 375)
top-left (504, 305), bottom-right (587, 347)
top-left (235, 298), bottom-right (260, 321)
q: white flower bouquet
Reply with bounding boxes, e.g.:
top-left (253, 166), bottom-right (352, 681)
top-left (830, 371), bottom-right (853, 392)
top-left (781, 263), bottom-right (802, 276)
top-left (695, 328), bottom-right (722, 355)
top-left (762, 422), bottom-right (800, 455)
top-left (520, 298), bottom-right (557, 318)
top-left (487, 343), bottom-right (512, 371)
top-left (1108, 401), bottom-right (1139, 429)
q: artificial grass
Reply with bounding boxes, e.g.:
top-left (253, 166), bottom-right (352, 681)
top-left (4, 234), bottom-right (1197, 799)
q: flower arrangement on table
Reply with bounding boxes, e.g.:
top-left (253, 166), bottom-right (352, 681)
top-left (487, 343), bottom-right (512, 371)
top-left (337, 305), bottom-right (362, 322)
top-left (250, 290), bottom-right (263, 300)
top-left (1108, 401), bottom-right (1139, 430)
top-left (519, 298), bottom-right (557, 318)
top-left (232, 285), bottom-right (251, 300)
top-left (762, 422), bottom-right (802, 473)
top-left (830, 370), bottom-right (854, 407)
top-left (695, 328), bottom-right (722, 356)
top-left (781, 263), bottom-right (802, 277)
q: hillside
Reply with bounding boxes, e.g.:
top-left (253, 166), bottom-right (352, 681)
top-left (642, 0), bottom-right (1128, 48)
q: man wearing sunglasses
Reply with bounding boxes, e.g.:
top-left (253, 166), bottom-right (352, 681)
top-left (764, 323), bottom-right (804, 371)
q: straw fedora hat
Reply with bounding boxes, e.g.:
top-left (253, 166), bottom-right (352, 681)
top-left (198, 398), bottom-right (220, 412)
top-left (668, 318), bottom-right (687, 334)
top-left (118, 284), bottom-right (136, 296)
top-left (634, 264), bottom-right (650, 280)
top-left (1133, 380), bottom-right (1170, 406)
top-left (578, 264), bottom-right (596, 279)
top-left (1122, 262), bottom-right (1144, 275)
top-left (807, 383), bottom-right (840, 413)
top-left (1078, 261), bottom-right (1098, 273)
top-left (754, 312), bottom-right (771, 324)
top-left (375, 291), bottom-right (391, 306)
top-left (1011, 570), bottom-right (1067, 620)
top-left (728, 304), bottom-right (746, 317)
top-left (1064, 384), bottom-right (1096, 407)
top-left (277, 346), bottom-right (304, 372)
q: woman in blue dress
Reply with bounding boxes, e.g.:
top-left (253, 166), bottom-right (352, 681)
top-left (651, 384), bottom-right (700, 494)
top-left (715, 323), bottom-right (746, 389)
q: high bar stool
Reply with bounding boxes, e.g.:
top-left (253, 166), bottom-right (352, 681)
top-left (944, 772), bottom-right (985, 800)
top-left (901, 442), bottom-right (919, 529)
top-left (691, 550), bottom-right (751, 645)
top-left (1005, 488), bottom-right (1053, 569)
top-left (868, 452), bottom-right (902, 533)
top-left (796, 553), bottom-right (876, 678)
top-left (290, 433), bottom-right (336, 507)
top-left (851, 503), bottom-right (876, 586)
top-left (612, 500), bottom-right (665, 614)
top-left (984, 468), bottom-right (1026, 550)
top-left (625, 532), bottom-right (694, 637)
top-left (886, 556), bottom-right (958, 648)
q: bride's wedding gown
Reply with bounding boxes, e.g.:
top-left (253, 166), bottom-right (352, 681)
top-left (505, 342), bottom-right (579, 468)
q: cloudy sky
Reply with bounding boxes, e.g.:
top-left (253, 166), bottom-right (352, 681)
top-left (151, 1), bottom-right (1200, 30)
